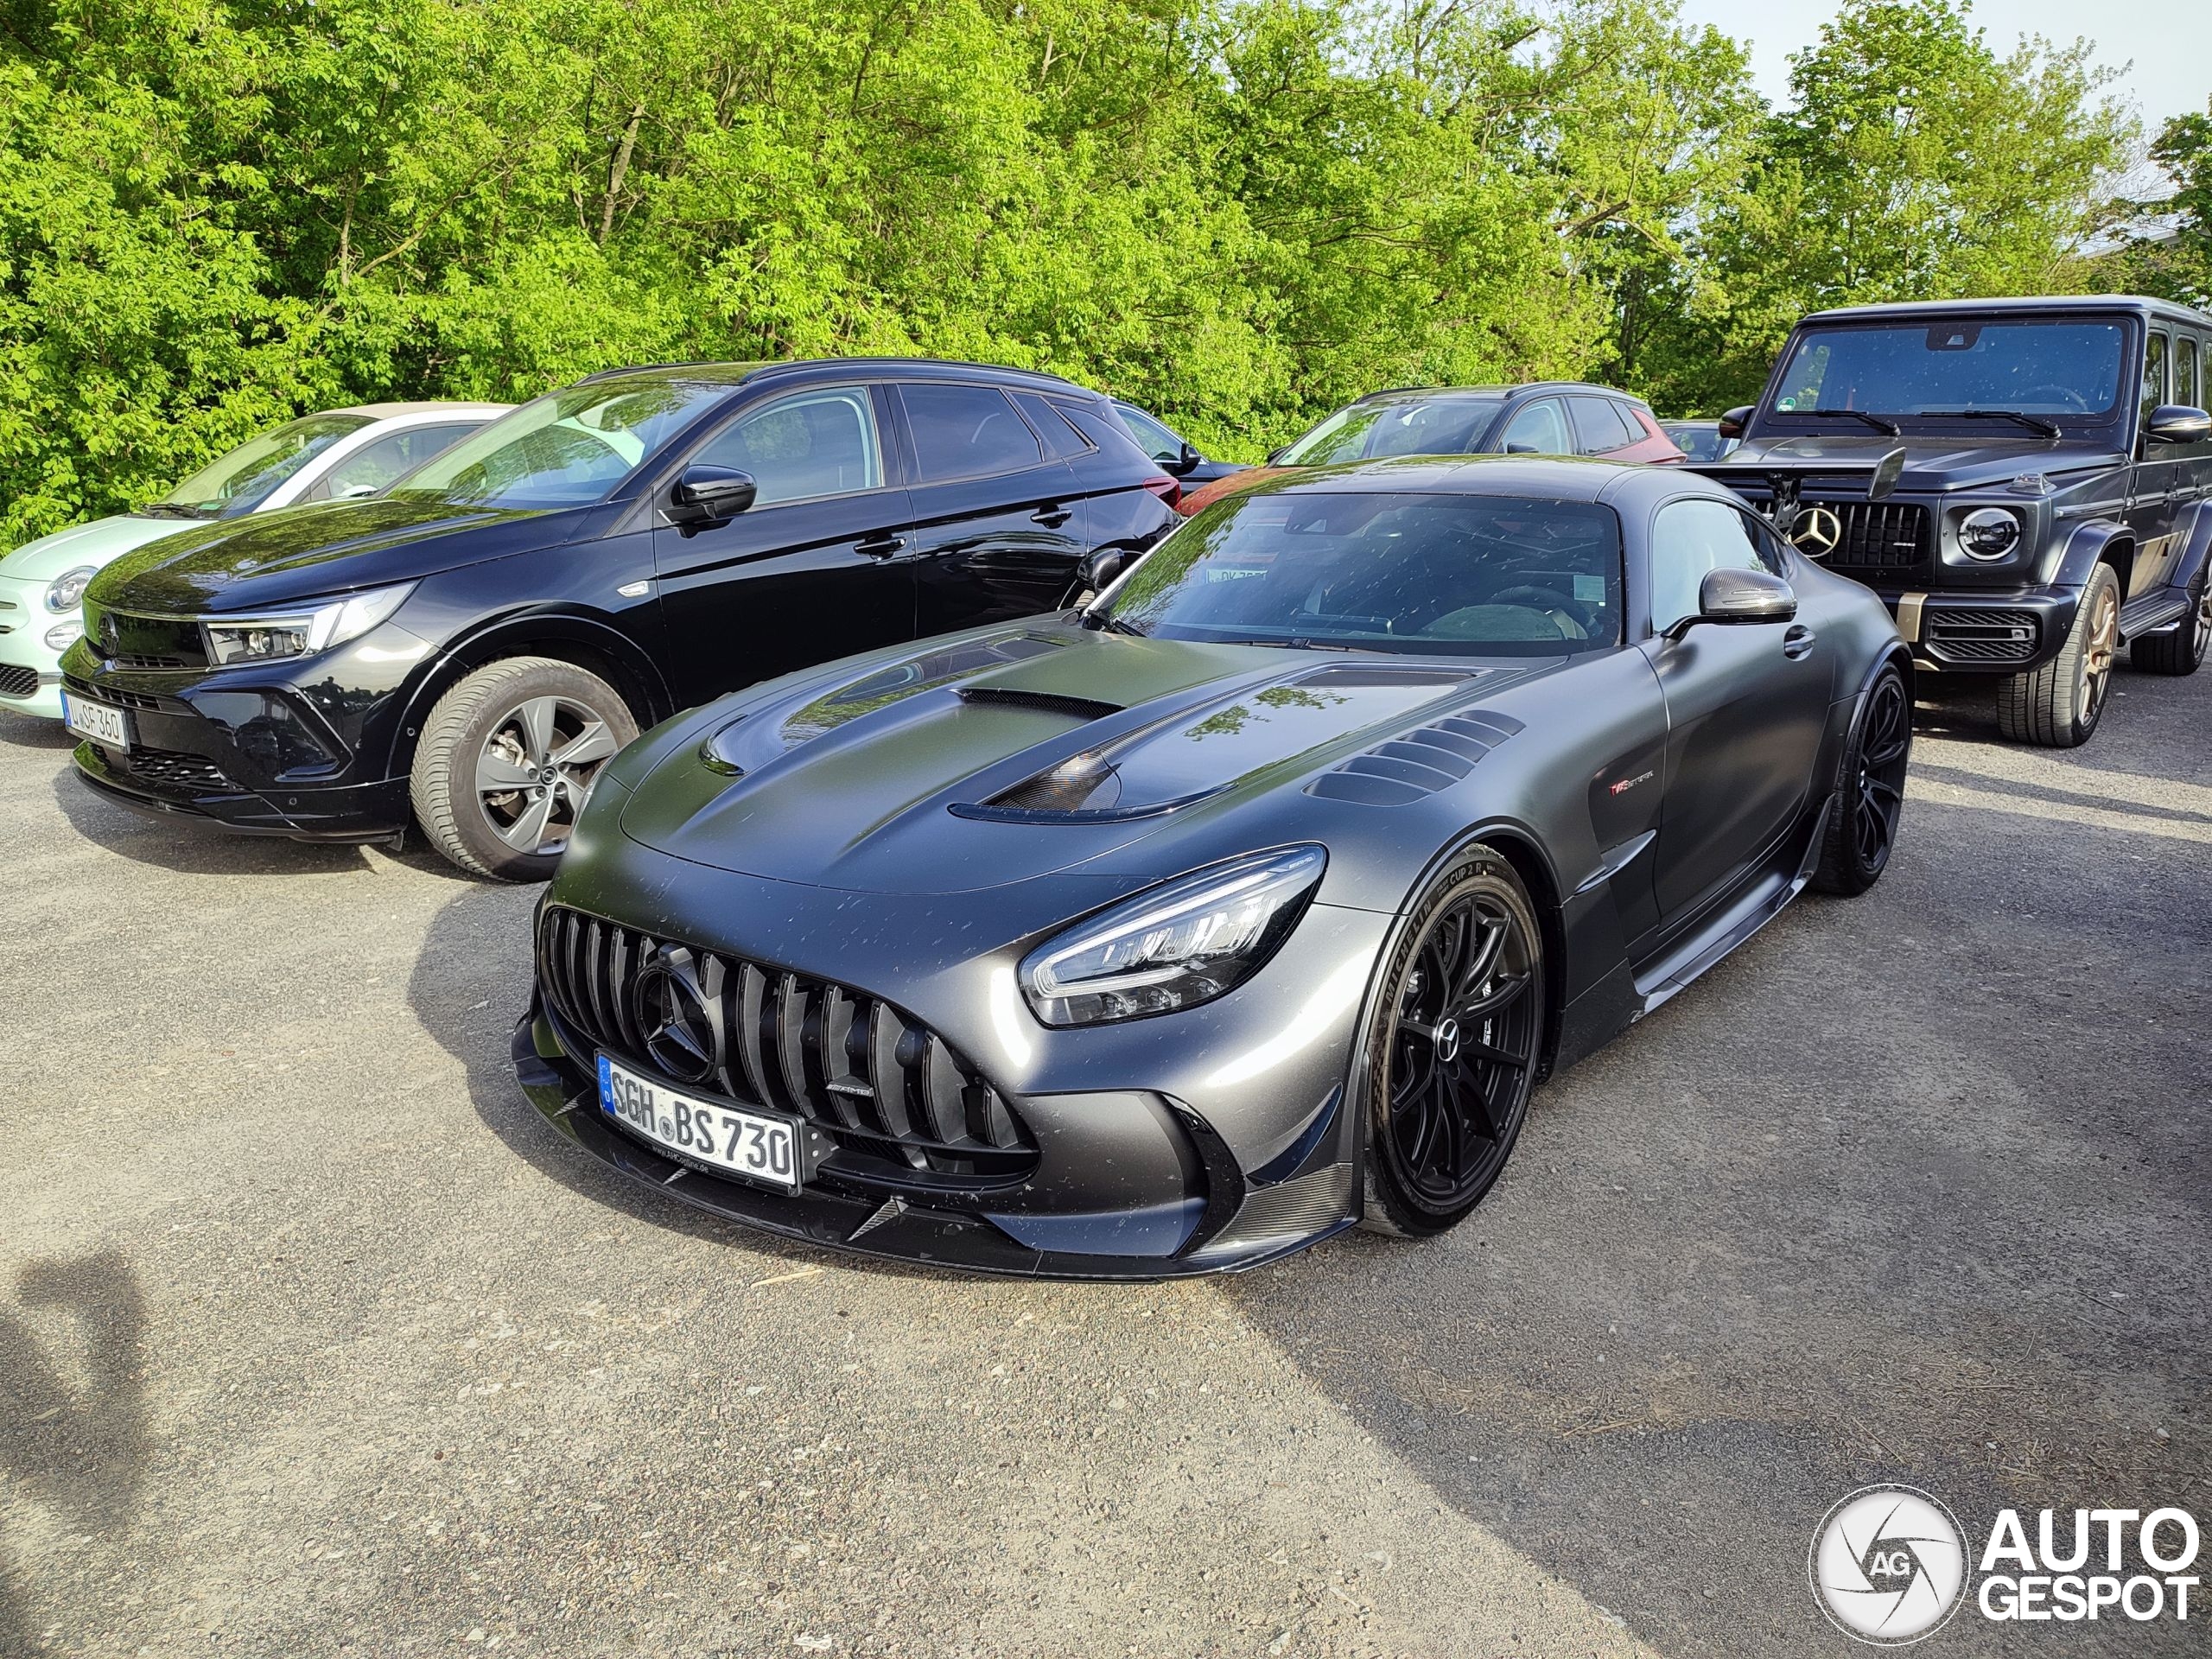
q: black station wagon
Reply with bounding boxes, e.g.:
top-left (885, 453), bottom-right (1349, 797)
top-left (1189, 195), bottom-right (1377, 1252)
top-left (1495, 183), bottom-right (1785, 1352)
top-left (64, 359), bottom-right (1179, 876)
top-left (1705, 296), bottom-right (2212, 746)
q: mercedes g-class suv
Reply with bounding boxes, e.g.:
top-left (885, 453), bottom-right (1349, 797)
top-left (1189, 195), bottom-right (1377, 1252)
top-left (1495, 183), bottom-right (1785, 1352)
top-left (1700, 296), bottom-right (2212, 747)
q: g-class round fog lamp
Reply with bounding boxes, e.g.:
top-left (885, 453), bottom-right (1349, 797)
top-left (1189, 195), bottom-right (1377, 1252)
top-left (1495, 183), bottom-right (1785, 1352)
top-left (1959, 506), bottom-right (2023, 561)
top-left (45, 620), bottom-right (84, 651)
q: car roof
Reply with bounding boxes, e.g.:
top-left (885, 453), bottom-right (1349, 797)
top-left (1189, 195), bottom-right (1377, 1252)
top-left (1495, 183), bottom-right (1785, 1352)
top-left (1799, 294), bottom-right (2212, 330)
top-left (330, 401), bottom-right (513, 420)
top-left (1233, 454), bottom-right (1721, 506)
top-left (1355, 382), bottom-right (1649, 405)
top-left (573, 358), bottom-right (1096, 397)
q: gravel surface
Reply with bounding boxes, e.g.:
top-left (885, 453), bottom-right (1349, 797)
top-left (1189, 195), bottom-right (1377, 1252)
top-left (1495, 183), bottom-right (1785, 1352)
top-left (1, 663), bottom-right (2204, 1658)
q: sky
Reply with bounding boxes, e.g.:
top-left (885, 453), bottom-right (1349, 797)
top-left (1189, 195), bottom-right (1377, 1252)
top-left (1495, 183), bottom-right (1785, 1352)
top-left (1676, 1), bottom-right (2212, 130)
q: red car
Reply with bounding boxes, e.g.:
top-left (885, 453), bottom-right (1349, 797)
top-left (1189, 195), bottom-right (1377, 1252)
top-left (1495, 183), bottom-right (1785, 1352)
top-left (1177, 382), bottom-right (1682, 515)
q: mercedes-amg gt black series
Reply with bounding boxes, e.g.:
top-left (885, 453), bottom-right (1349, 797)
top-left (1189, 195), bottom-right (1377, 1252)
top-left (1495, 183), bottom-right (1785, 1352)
top-left (516, 458), bottom-right (1912, 1277)
top-left (60, 359), bottom-right (1178, 878)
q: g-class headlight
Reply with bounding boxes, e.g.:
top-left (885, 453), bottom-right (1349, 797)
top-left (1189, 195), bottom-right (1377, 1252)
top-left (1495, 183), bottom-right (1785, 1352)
top-left (1958, 506), bottom-right (2023, 561)
top-left (1020, 845), bottom-right (1327, 1027)
top-left (44, 566), bottom-right (99, 613)
top-left (202, 582), bottom-right (414, 665)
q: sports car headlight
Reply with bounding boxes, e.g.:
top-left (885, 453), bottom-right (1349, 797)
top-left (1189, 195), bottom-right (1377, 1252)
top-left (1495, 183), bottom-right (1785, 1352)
top-left (1958, 506), bottom-right (2023, 561)
top-left (202, 582), bottom-right (414, 666)
top-left (1020, 845), bottom-right (1327, 1027)
top-left (45, 566), bottom-right (99, 613)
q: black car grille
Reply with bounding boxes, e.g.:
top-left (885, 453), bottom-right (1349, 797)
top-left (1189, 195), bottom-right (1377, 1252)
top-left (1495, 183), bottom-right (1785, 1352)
top-left (1766, 499), bottom-right (1929, 575)
top-left (64, 673), bottom-right (161, 712)
top-left (118, 746), bottom-right (234, 791)
top-left (537, 906), bottom-right (1036, 1182)
top-left (0, 664), bottom-right (37, 698)
top-left (1923, 608), bottom-right (2041, 665)
top-left (85, 607), bottom-right (207, 668)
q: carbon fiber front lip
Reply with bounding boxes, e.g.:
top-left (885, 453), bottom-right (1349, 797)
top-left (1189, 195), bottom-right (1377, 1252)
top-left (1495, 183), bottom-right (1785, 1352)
top-left (513, 1007), bottom-right (1347, 1281)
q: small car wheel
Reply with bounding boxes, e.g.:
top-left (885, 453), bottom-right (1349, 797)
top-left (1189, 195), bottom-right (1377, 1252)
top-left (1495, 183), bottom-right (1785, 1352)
top-left (411, 657), bottom-right (638, 881)
top-left (1811, 662), bottom-right (1911, 897)
top-left (1357, 846), bottom-right (1547, 1238)
top-left (1997, 562), bottom-right (2120, 747)
top-left (2130, 578), bottom-right (2209, 677)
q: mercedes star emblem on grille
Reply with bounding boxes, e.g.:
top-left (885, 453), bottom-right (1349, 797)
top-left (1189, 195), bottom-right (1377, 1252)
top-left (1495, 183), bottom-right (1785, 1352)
top-left (634, 950), bottom-right (719, 1084)
top-left (1788, 506), bottom-right (1842, 556)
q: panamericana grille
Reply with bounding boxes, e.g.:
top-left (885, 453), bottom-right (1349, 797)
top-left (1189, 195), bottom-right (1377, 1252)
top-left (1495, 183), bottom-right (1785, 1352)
top-left (119, 747), bottom-right (233, 791)
top-left (1768, 499), bottom-right (1929, 574)
top-left (65, 673), bottom-right (161, 712)
top-left (0, 664), bottom-right (37, 699)
top-left (1923, 608), bottom-right (2041, 665)
top-left (537, 906), bottom-right (1035, 1182)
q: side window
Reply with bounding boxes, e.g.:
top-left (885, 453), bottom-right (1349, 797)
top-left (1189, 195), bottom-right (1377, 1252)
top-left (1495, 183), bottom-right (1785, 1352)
top-left (1567, 397), bottom-right (1631, 454)
top-left (1014, 391), bottom-right (1095, 461)
top-left (2176, 336), bottom-right (2201, 410)
top-left (1497, 399), bottom-right (1569, 454)
top-left (899, 384), bottom-right (1045, 483)
top-left (1113, 404), bottom-right (1183, 463)
top-left (2142, 330), bottom-right (2170, 424)
top-left (1650, 499), bottom-right (1780, 634)
top-left (316, 423), bottom-right (481, 499)
top-left (690, 387), bottom-right (883, 507)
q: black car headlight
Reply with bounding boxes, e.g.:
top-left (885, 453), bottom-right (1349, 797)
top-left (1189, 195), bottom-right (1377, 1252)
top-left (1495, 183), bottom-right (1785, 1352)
top-left (1957, 506), bottom-right (2023, 561)
top-left (202, 582), bottom-right (414, 665)
top-left (1020, 845), bottom-right (1327, 1027)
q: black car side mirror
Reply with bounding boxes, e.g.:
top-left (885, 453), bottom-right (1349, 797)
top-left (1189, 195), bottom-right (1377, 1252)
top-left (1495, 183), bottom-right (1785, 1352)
top-left (1164, 442), bottom-right (1201, 478)
top-left (1080, 549), bottom-right (1136, 593)
top-left (1716, 405), bottom-right (1754, 441)
top-left (666, 465), bottom-right (758, 528)
top-left (2144, 404), bottom-right (2212, 446)
top-left (1666, 567), bottom-right (1798, 639)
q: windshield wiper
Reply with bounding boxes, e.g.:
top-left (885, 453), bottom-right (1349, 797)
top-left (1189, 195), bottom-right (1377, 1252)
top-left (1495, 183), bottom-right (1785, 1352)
top-left (1918, 409), bottom-right (2061, 438)
top-left (1076, 608), bottom-right (1147, 636)
top-left (136, 502), bottom-right (215, 519)
top-left (1208, 636), bottom-right (1381, 653)
top-left (1801, 409), bottom-right (1902, 436)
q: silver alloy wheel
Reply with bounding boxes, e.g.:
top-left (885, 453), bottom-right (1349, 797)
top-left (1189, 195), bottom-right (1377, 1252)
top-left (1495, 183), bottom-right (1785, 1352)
top-left (2196, 588), bottom-right (2211, 667)
top-left (474, 695), bottom-right (620, 855)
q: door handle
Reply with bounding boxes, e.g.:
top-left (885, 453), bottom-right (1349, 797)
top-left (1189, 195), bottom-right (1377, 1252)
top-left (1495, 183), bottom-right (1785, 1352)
top-left (855, 532), bottom-right (906, 559)
top-left (1783, 624), bottom-right (1818, 659)
top-left (1031, 505), bottom-right (1072, 529)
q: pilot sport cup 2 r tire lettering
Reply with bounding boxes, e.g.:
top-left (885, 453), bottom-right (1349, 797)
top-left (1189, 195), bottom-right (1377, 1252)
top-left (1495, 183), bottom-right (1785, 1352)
top-left (1997, 563), bottom-right (2120, 748)
top-left (1358, 846), bottom-right (1546, 1238)
top-left (410, 657), bottom-right (639, 881)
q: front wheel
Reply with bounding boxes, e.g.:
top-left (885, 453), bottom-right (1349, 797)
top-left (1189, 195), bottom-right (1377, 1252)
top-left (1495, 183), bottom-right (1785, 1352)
top-left (1358, 847), bottom-right (1547, 1238)
top-left (1997, 563), bottom-right (2120, 747)
top-left (1812, 663), bottom-right (1911, 896)
top-left (410, 657), bottom-right (638, 881)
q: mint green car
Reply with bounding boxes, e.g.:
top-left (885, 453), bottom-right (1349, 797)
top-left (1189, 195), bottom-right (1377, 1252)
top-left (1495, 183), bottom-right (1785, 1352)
top-left (0, 402), bottom-right (505, 718)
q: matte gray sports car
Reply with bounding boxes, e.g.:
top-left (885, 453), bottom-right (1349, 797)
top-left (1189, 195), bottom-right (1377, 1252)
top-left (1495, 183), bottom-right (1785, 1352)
top-left (514, 457), bottom-right (1911, 1277)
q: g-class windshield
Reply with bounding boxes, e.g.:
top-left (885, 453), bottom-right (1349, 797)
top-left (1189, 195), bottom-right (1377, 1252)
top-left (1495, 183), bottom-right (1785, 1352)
top-left (1768, 319), bottom-right (2128, 425)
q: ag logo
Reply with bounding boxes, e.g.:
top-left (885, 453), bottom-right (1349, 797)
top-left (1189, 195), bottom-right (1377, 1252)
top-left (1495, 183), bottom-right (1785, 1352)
top-left (1789, 506), bottom-right (1842, 557)
top-left (1810, 1484), bottom-right (1967, 1644)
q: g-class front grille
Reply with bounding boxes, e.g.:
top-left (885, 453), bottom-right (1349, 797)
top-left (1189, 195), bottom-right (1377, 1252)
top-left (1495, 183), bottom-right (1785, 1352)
top-left (1923, 608), bottom-right (2041, 665)
top-left (537, 906), bottom-right (1036, 1182)
top-left (1765, 499), bottom-right (1930, 575)
top-left (0, 664), bottom-right (37, 699)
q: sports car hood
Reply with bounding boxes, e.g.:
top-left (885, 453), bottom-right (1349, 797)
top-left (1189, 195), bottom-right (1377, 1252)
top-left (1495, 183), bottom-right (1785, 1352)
top-left (619, 626), bottom-right (1549, 895)
top-left (1701, 431), bottom-right (2126, 493)
top-left (85, 496), bottom-right (574, 613)
top-left (0, 513), bottom-right (192, 584)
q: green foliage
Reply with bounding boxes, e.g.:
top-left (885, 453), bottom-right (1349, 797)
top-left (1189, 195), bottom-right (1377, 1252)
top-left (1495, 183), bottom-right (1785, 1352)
top-left (2101, 104), bottom-right (2212, 309)
top-left (0, 0), bottom-right (2149, 542)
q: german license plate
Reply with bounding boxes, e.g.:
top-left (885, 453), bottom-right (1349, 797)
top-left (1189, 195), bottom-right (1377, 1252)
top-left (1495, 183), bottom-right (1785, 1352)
top-left (596, 1053), bottom-right (803, 1192)
top-left (61, 691), bottom-right (130, 751)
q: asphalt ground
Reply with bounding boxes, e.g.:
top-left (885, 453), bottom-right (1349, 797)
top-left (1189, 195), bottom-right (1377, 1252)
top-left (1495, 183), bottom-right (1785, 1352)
top-left (0, 659), bottom-right (2204, 1658)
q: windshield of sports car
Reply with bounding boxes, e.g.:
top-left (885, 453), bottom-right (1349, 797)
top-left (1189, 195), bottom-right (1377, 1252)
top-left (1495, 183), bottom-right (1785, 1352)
top-left (156, 413), bottom-right (373, 516)
top-left (390, 377), bottom-right (740, 509)
top-left (1275, 395), bottom-right (1508, 464)
top-left (1768, 319), bottom-right (2128, 423)
top-left (1098, 490), bottom-right (1623, 654)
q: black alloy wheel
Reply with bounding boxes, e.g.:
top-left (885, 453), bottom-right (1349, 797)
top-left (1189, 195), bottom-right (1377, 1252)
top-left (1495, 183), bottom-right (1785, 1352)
top-left (1361, 848), bottom-right (1546, 1237)
top-left (1814, 664), bottom-right (1911, 895)
top-left (2132, 579), bottom-right (2209, 677)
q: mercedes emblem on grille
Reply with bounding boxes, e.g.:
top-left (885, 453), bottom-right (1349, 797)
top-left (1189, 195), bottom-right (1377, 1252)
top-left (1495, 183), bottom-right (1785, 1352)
top-left (1788, 506), bottom-right (1842, 557)
top-left (633, 949), bottom-right (719, 1084)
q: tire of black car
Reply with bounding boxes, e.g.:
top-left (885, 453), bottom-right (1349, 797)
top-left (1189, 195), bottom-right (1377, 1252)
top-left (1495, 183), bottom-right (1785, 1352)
top-left (1811, 661), bottom-right (1911, 897)
top-left (1358, 845), bottom-right (1547, 1239)
top-left (410, 657), bottom-right (639, 882)
top-left (2130, 575), bottom-right (2209, 677)
top-left (1997, 561), bottom-right (2121, 747)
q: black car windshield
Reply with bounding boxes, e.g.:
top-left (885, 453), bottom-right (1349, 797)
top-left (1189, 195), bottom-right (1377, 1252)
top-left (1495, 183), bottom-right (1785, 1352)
top-left (391, 378), bottom-right (740, 509)
top-left (1769, 320), bottom-right (2128, 423)
top-left (1101, 490), bottom-right (1623, 655)
top-left (1277, 395), bottom-right (1509, 464)
top-left (157, 413), bottom-right (373, 515)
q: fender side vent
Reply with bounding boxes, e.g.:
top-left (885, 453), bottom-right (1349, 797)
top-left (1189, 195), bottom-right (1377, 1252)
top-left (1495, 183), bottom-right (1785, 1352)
top-left (1306, 711), bottom-right (1525, 805)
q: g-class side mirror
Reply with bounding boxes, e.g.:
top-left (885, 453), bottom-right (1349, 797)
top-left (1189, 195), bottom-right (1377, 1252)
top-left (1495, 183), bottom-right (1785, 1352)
top-left (1716, 406), bottom-right (1754, 441)
top-left (2144, 404), bottom-right (2212, 446)
top-left (1666, 567), bottom-right (1798, 639)
top-left (666, 465), bottom-right (758, 528)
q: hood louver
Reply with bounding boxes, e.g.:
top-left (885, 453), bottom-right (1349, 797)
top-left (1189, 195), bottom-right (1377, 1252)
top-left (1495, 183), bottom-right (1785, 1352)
top-left (1306, 710), bottom-right (1524, 805)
